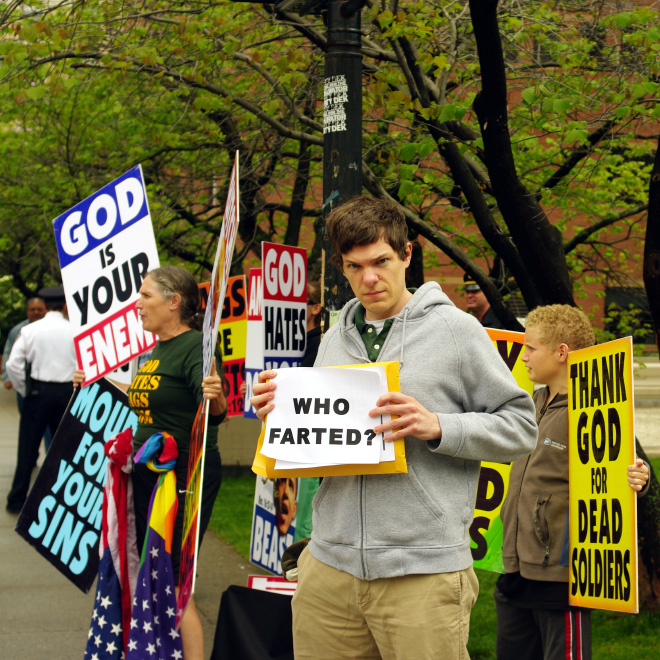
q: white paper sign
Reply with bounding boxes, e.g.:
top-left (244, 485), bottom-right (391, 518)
top-left (261, 367), bottom-right (389, 466)
top-left (272, 365), bottom-right (395, 469)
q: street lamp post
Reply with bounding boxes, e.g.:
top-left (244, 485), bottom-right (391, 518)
top-left (233, 0), bottom-right (366, 321)
top-left (320, 0), bottom-right (364, 324)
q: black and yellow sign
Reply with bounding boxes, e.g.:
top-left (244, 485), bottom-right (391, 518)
top-left (470, 329), bottom-right (534, 572)
top-left (568, 337), bottom-right (638, 613)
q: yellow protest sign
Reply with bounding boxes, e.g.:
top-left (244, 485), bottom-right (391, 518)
top-left (471, 329), bottom-right (535, 572)
top-left (252, 361), bottom-right (406, 478)
top-left (568, 337), bottom-right (638, 613)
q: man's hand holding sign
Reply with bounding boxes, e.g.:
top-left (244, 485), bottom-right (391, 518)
top-left (369, 391), bottom-right (442, 443)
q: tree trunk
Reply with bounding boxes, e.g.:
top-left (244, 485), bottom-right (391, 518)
top-left (469, 0), bottom-right (575, 309)
top-left (284, 140), bottom-right (312, 247)
top-left (643, 135), bottom-right (660, 353)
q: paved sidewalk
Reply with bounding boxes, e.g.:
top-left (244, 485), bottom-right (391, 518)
top-left (0, 386), bottom-right (257, 660)
top-left (633, 356), bottom-right (660, 458)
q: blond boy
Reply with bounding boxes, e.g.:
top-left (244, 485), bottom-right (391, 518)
top-left (496, 305), bottom-right (649, 660)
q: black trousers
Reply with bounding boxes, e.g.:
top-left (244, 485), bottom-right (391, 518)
top-left (7, 381), bottom-right (72, 510)
top-left (15, 392), bottom-right (53, 449)
top-left (495, 587), bottom-right (592, 660)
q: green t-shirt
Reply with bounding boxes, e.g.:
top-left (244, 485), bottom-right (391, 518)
top-left (127, 329), bottom-right (224, 453)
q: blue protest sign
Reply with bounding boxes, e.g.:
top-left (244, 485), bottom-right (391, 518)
top-left (15, 379), bottom-right (138, 593)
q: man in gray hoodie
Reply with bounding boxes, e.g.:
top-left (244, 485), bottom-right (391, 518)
top-left (251, 196), bottom-right (537, 660)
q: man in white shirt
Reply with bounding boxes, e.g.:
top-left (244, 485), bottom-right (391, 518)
top-left (5, 286), bottom-right (76, 514)
top-left (2, 297), bottom-right (47, 396)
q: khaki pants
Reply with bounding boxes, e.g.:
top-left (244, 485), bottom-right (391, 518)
top-left (292, 549), bottom-right (479, 660)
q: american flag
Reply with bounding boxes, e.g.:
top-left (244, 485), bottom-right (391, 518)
top-left (84, 547), bottom-right (125, 659)
top-left (126, 469), bottom-right (183, 659)
top-left (84, 429), bottom-right (139, 660)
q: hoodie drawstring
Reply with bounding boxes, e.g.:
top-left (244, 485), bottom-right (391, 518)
top-left (399, 308), bottom-right (409, 368)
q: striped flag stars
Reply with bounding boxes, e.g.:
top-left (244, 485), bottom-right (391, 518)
top-left (84, 548), bottom-right (124, 660)
top-left (126, 470), bottom-right (182, 659)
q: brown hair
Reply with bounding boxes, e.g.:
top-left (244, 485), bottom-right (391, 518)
top-left (307, 279), bottom-right (321, 305)
top-left (525, 304), bottom-right (595, 351)
top-left (147, 266), bottom-right (201, 330)
top-left (325, 196), bottom-right (409, 268)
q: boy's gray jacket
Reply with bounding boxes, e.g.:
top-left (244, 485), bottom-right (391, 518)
top-left (308, 282), bottom-right (537, 580)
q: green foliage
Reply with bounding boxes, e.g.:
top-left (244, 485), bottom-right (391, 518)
top-left (0, 277), bottom-right (28, 341)
top-left (597, 303), bottom-right (654, 349)
top-left (0, 0), bottom-right (657, 312)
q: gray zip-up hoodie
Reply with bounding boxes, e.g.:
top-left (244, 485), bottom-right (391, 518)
top-left (308, 282), bottom-right (537, 580)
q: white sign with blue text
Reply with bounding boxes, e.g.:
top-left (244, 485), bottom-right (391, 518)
top-left (53, 166), bottom-right (159, 386)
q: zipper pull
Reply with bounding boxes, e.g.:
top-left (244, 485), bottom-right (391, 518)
top-left (542, 547), bottom-right (550, 568)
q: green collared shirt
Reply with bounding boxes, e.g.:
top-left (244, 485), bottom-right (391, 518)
top-left (354, 289), bottom-right (417, 361)
top-left (354, 305), bottom-right (394, 361)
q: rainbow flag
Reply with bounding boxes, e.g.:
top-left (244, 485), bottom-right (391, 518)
top-left (126, 469), bottom-right (183, 658)
top-left (176, 400), bottom-right (208, 626)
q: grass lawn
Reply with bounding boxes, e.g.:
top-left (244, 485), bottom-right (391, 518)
top-left (468, 569), bottom-right (660, 660)
top-left (208, 472), bottom-right (256, 560)
top-left (208, 459), bottom-right (660, 659)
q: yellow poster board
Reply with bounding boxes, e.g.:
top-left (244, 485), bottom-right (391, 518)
top-left (252, 361), bottom-right (407, 478)
top-left (471, 329), bottom-right (535, 572)
top-left (567, 337), bottom-right (638, 613)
